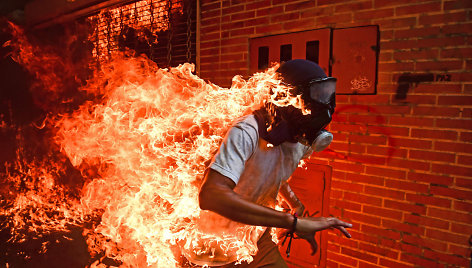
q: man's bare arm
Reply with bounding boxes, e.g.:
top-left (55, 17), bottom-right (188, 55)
top-left (199, 169), bottom-right (352, 247)
top-left (199, 169), bottom-right (294, 229)
top-left (279, 180), bottom-right (305, 216)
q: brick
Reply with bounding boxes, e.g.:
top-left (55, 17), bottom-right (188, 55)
top-left (426, 228), bottom-right (469, 245)
top-left (400, 253), bottom-right (442, 268)
top-left (374, 17), bottom-right (417, 29)
top-left (375, 0), bottom-right (413, 8)
top-left (365, 186), bottom-right (406, 200)
top-left (394, 49), bottom-right (439, 61)
top-left (394, 26), bottom-right (441, 39)
top-left (411, 128), bottom-right (458, 141)
top-left (366, 166), bottom-right (406, 179)
top-left (354, 8), bottom-right (394, 20)
top-left (255, 6), bottom-right (284, 17)
top-left (386, 179), bottom-right (428, 193)
top-left (408, 171), bottom-right (453, 186)
top-left (363, 205), bottom-right (403, 220)
top-left (389, 116), bottom-right (434, 128)
top-left (449, 244), bottom-right (469, 257)
top-left (285, 0), bottom-right (316, 12)
top-left (317, 13), bottom-right (352, 25)
top-left (300, 5), bottom-right (334, 18)
top-left (255, 24), bottom-right (283, 34)
top-left (229, 27), bottom-right (254, 37)
top-left (432, 163), bottom-right (472, 177)
top-left (441, 47), bottom-right (472, 59)
top-left (379, 62), bottom-right (415, 72)
top-left (243, 17), bottom-right (269, 27)
top-left (283, 18), bottom-right (315, 31)
top-left (445, 0), bottom-right (472, 9)
top-left (327, 252), bottom-right (358, 267)
top-left (436, 118), bottom-right (472, 130)
top-left (414, 83), bottom-right (462, 94)
top-left (402, 234), bottom-right (448, 252)
top-left (404, 214), bottom-right (450, 230)
top-left (366, 145), bottom-right (407, 159)
top-left (349, 134), bottom-right (387, 145)
top-left (455, 177), bottom-right (472, 189)
top-left (419, 11), bottom-right (468, 26)
top-left (431, 184), bottom-right (472, 201)
top-left (367, 126), bottom-right (410, 137)
top-left (405, 193), bottom-right (452, 209)
top-left (396, 2), bottom-right (441, 16)
top-left (347, 173), bottom-right (384, 186)
top-left (441, 22), bottom-right (472, 35)
top-left (359, 242), bottom-right (399, 259)
top-left (270, 12), bottom-right (300, 23)
top-left (434, 141), bottom-right (472, 154)
top-left (428, 207), bottom-right (472, 224)
top-left (438, 95), bottom-right (472, 106)
top-left (341, 247), bottom-right (378, 264)
top-left (244, 0), bottom-right (268, 10)
top-left (416, 60), bottom-right (463, 71)
top-left (331, 161), bottom-right (365, 173)
top-left (330, 123), bottom-right (368, 134)
top-left (454, 200), bottom-right (472, 212)
top-left (335, 1), bottom-right (372, 13)
top-left (417, 36), bottom-right (466, 49)
top-left (345, 192), bottom-right (383, 206)
top-left (400, 243), bottom-right (422, 255)
top-left (459, 132), bottom-right (472, 142)
top-left (382, 219), bottom-right (425, 235)
top-left (388, 158), bottom-right (431, 171)
top-left (451, 222), bottom-right (472, 235)
top-left (463, 108), bottom-right (472, 118)
top-left (412, 107), bottom-right (461, 118)
top-left (385, 199), bottom-right (427, 215)
top-left (230, 11), bottom-right (255, 21)
top-left (344, 210), bottom-right (381, 225)
top-left (409, 149), bottom-right (455, 163)
top-left (388, 137), bottom-right (432, 150)
top-left (358, 261), bottom-right (379, 268)
top-left (362, 225), bottom-right (401, 240)
top-left (424, 249), bottom-right (469, 267)
top-left (332, 179), bottom-right (364, 193)
top-left (333, 199), bottom-right (362, 211)
top-left (379, 258), bottom-right (413, 268)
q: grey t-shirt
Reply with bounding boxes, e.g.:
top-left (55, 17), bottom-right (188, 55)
top-left (185, 115), bottom-right (312, 266)
top-left (210, 114), bottom-right (312, 208)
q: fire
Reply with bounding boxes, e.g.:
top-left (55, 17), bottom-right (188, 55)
top-left (3, 21), bottom-right (301, 267)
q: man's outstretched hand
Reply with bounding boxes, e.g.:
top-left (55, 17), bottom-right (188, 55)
top-left (295, 217), bottom-right (352, 255)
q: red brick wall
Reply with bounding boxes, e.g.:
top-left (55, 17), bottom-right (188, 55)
top-left (199, 0), bottom-right (472, 267)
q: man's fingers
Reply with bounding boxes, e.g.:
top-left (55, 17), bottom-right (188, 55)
top-left (307, 236), bottom-right (318, 255)
top-left (329, 218), bottom-right (352, 238)
top-left (336, 226), bottom-right (352, 238)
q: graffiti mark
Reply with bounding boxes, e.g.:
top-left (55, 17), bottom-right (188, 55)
top-left (350, 75), bottom-right (372, 92)
top-left (330, 104), bottom-right (397, 164)
top-left (395, 73), bottom-right (451, 100)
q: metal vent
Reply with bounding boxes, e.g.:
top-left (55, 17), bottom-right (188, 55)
top-left (87, 0), bottom-right (196, 68)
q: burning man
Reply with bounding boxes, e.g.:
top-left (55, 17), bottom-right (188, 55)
top-left (191, 59), bottom-right (352, 267)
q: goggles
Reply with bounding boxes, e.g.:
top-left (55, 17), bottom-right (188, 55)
top-left (308, 77), bottom-right (337, 104)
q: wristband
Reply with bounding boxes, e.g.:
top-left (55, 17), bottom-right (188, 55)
top-left (282, 212), bottom-right (298, 257)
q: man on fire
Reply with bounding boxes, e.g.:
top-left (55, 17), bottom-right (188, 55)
top-left (193, 59), bottom-right (352, 267)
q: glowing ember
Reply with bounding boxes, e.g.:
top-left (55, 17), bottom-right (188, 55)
top-left (2, 21), bottom-right (303, 267)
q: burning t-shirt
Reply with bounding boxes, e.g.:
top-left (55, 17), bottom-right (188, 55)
top-left (182, 115), bottom-right (312, 266)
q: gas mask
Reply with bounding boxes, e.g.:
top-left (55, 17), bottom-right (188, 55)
top-left (253, 59), bottom-right (336, 151)
top-left (295, 77), bottom-right (336, 152)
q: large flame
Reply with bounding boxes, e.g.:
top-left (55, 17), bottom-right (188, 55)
top-left (2, 21), bottom-right (302, 267)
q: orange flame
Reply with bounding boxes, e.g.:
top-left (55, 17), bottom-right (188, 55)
top-left (3, 19), bottom-right (302, 267)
